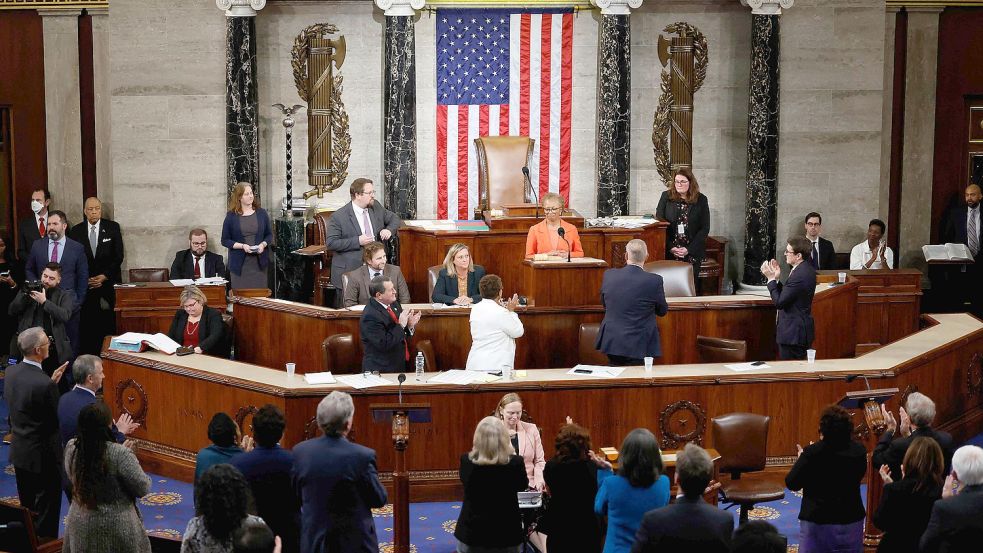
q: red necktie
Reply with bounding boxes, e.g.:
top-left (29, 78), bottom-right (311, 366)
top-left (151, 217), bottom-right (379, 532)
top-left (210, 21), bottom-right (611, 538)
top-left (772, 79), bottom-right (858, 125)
top-left (38, 217), bottom-right (45, 237)
top-left (193, 256), bottom-right (202, 279)
top-left (386, 305), bottom-right (410, 361)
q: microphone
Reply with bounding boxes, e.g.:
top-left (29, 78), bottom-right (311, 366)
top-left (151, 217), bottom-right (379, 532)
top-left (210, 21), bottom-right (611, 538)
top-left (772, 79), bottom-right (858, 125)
top-left (522, 166), bottom-right (539, 220)
top-left (397, 373), bottom-right (406, 403)
top-left (557, 226), bottom-right (571, 262)
top-left (845, 374), bottom-right (872, 390)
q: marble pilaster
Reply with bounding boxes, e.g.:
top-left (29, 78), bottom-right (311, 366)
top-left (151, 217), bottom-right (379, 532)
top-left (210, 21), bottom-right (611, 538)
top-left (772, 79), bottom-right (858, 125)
top-left (274, 215), bottom-right (310, 301)
top-left (90, 8), bottom-right (113, 210)
top-left (594, 13), bottom-right (632, 217)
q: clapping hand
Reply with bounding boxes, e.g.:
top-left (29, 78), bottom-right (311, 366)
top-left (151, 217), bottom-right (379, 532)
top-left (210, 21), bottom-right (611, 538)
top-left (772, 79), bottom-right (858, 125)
top-left (407, 309), bottom-right (422, 329)
top-left (116, 412), bottom-right (141, 435)
top-left (899, 406), bottom-right (912, 437)
top-left (51, 361), bottom-right (68, 384)
top-left (881, 404), bottom-right (898, 434)
top-left (878, 464), bottom-right (893, 484)
top-left (760, 259), bottom-right (781, 281)
top-left (240, 434), bottom-right (255, 452)
top-left (502, 293), bottom-right (520, 312)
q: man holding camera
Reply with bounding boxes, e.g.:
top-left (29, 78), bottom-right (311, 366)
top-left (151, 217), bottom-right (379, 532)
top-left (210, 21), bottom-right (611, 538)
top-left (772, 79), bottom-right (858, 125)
top-left (8, 262), bottom-right (75, 378)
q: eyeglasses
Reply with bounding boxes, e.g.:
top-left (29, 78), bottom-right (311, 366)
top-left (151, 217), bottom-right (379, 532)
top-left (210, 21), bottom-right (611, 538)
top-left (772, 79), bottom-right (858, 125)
top-left (785, 249), bottom-right (796, 255)
top-left (182, 301), bottom-right (200, 310)
top-left (358, 190), bottom-right (376, 196)
top-left (543, 207), bottom-right (561, 213)
top-left (190, 241), bottom-right (207, 247)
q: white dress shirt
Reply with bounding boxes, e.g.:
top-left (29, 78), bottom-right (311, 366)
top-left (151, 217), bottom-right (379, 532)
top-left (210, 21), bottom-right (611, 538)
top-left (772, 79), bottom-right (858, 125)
top-left (850, 241), bottom-right (894, 270)
top-left (465, 298), bottom-right (524, 373)
top-left (353, 203), bottom-right (373, 237)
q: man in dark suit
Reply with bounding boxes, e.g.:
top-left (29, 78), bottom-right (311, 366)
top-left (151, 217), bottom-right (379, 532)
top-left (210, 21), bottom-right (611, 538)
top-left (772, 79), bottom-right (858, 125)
top-left (920, 445), bottom-right (983, 553)
top-left (68, 197), bottom-right (124, 354)
top-left (596, 239), bottom-right (669, 366)
top-left (57, 354), bottom-right (138, 446)
top-left (631, 443), bottom-right (733, 553)
top-left (360, 276), bottom-right (421, 373)
top-left (17, 188), bottom-right (51, 261)
top-left (342, 241), bottom-right (410, 307)
top-left (325, 178), bottom-right (401, 305)
top-left (8, 262), bottom-right (76, 374)
top-left (170, 228), bottom-right (227, 280)
top-left (6, 327), bottom-right (68, 539)
top-left (940, 184), bottom-right (983, 315)
top-left (762, 236), bottom-right (817, 360)
top-left (292, 391), bottom-right (387, 553)
top-left (873, 392), bottom-right (955, 481)
top-left (804, 212), bottom-right (837, 270)
top-left (232, 404), bottom-right (300, 553)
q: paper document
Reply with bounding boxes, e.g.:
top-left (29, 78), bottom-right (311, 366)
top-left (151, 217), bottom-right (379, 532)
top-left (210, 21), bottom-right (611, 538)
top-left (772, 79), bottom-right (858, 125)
top-left (303, 372), bottom-right (336, 385)
top-left (194, 277), bottom-right (227, 285)
top-left (725, 362), bottom-right (770, 372)
top-left (168, 279), bottom-right (194, 286)
top-left (111, 332), bottom-right (180, 354)
top-left (347, 304), bottom-right (365, 311)
top-left (567, 365), bottom-right (625, 378)
top-left (428, 369), bottom-right (501, 385)
top-left (336, 374), bottom-right (390, 389)
top-left (922, 243), bottom-right (974, 262)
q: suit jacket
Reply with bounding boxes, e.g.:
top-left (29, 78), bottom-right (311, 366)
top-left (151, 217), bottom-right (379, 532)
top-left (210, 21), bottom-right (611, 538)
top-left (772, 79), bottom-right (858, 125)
top-left (8, 286), bottom-right (75, 364)
top-left (513, 419), bottom-right (545, 489)
top-left (596, 265), bottom-right (669, 358)
top-left (873, 477), bottom-right (942, 553)
top-left (432, 265), bottom-right (486, 305)
top-left (292, 434), bottom-right (387, 553)
top-left (454, 454), bottom-right (528, 548)
top-left (231, 445), bottom-right (301, 553)
top-left (629, 496), bottom-right (734, 553)
top-left (67, 218), bottom-right (124, 304)
top-left (941, 204), bottom-right (983, 248)
top-left (656, 191), bottom-right (710, 260)
top-left (525, 219), bottom-right (584, 258)
top-left (465, 298), bottom-right (524, 374)
top-left (785, 439), bottom-right (868, 524)
top-left (6, 361), bottom-right (62, 472)
top-left (809, 237), bottom-right (837, 271)
top-left (25, 236), bottom-right (88, 307)
top-left (767, 262), bottom-right (816, 347)
top-left (166, 305), bottom-right (225, 356)
top-left (343, 264), bottom-right (410, 307)
top-left (540, 458), bottom-right (603, 552)
top-left (359, 299), bottom-right (411, 373)
top-left (221, 208), bottom-right (274, 276)
top-left (872, 426), bottom-right (955, 482)
top-left (17, 212), bottom-right (47, 261)
top-left (919, 484), bottom-right (983, 553)
top-left (169, 249), bottom-right (226, 281)
top-left (325, 202), bottom-right (402, 287)
top-left (57, 387), bottom-right (124, 446)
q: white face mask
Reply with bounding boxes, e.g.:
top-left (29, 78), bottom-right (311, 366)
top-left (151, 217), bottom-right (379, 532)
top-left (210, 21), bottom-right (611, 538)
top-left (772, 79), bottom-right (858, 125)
top-left (31, 200), bottom-right (43, 213)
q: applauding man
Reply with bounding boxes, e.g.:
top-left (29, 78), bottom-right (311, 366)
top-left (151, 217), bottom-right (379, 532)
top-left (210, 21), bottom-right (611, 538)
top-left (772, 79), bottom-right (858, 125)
top-left (360, 276), bottom-right (421, 373)
top-left (761, 237), bottom-right (817, 360)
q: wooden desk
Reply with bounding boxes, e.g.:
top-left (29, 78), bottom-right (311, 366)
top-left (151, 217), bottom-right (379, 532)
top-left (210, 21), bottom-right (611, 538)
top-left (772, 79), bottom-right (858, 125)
top-left (521, 258), bottom-right (608, 307)
top-left (817, 270), bottom-right (922, 354)
top-left (114, 283), bottom-right (226, 334)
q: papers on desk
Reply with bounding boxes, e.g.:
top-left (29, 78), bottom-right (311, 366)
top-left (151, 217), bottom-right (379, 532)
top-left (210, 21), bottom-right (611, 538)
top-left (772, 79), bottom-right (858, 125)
top-left (169, 279), bottom-right (194, 286)
top-left (567, 365), bottom-right (626, 378)
top-left (347, 304), bottom-right (365, 311)
top-left (336, 374), bottom-right (390, 389)
top-left (110, 332), bottom-right (181, 354)
top-left (168, 277), bottom-right (228, 287)
top-left (303, 372), bottom-right (336, 385)
top-left (428, 369), bottom-right (501, 385)
top-left (725, 362), bottom-right (771, 372)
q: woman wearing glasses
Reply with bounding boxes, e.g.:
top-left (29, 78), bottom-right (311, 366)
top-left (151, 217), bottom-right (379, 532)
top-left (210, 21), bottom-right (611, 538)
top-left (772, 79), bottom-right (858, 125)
top-left (656, 168), bottom-right (710, 291)
top-left (167, 285), bottom-right (225, 355)
top-left (524, 192), bottom-right (584, 259)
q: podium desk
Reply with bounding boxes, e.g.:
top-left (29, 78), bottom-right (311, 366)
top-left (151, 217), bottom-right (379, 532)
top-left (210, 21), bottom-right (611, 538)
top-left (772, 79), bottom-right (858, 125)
top-left (521, 257), bottom-right (608, 307)
top-left (115, 282), bottom-right (226, 334)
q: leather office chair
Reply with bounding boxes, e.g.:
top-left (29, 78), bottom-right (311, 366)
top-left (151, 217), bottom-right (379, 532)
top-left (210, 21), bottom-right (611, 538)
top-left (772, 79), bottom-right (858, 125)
top-left (711, 412), bottom-right (785, 523)
top-left (128, 267), bottom-right (169, 283)
top-left (427, 265), bottom-right (442, 302)
top-left (642, 260), bottom-right (696, 297)
top-left (416, 339), bottom-right (436, 372)
top-left (577, 323), bottom-right (608, 365)
top-left (321, 333), bottom-right (360, 374)
top-left (696, 336), bottom-right (748, 363)
top-left (474, 136), bottom-right (535, 218)
top-left (221, 313), bottom-right (234, 359)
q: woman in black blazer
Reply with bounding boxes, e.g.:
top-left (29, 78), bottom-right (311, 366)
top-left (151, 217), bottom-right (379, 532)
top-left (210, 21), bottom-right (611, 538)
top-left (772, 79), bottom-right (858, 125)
top-left (454, 416), bottom-right (529, 553)
top-left (432, 243), bottom-right (486, 305)
top-left (656, 168), bottom-right (710, 291)
top-left (873, 437), bottom-right (944, 553)
top-left (167, 286), bottom-right (225, 356)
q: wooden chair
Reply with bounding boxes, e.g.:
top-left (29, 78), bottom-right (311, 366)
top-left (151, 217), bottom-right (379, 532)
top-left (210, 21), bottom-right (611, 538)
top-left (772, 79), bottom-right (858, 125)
top-left (696, 336), bottom-right (748, 363)
top-left (321, 333), bottom-right (360, 374)
top-left (427, 265), bottom-right (442, 303)
top-left (128, 267), bottom-right (169, 283)
top-left (0, 499), bottom-right (63, 553)
top-left (642, 260), bottom-right (696, 297)
top-left (473, 136), bottom-right (535, 218)
top-left (577, 323), bottom-right (609, 365)
top-left (711, 412), bottom-right (785, 523)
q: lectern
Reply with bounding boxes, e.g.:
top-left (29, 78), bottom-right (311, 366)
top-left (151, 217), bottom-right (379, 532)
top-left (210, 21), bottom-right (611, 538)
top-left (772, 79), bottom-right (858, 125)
top-left (370, 402), bottom-right (431, 553)
top-left (838, 386), bottom-right (899, 547)
top-left (521, 258), bottom-right (608, 307)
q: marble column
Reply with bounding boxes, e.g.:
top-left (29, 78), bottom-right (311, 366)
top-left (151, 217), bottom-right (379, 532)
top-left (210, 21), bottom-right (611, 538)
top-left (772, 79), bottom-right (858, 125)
top-left (38, 9), bottom-right (84, 220)
top-left (592, 0), bottom-right (641, 217)
top-left (217, 0), bottom-right (265, 197)
top-left (740, 0), bottom-right (792, 286)
top-left (377, 0), bottom-right (424, 221)
top-left (274, 216), bottom-right (310, 301)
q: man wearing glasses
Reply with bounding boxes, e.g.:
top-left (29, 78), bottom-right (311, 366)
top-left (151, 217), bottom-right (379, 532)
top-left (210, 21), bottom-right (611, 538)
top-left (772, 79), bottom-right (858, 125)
top-left (760, 237), bottom-right (817, 360)
top-left (170, 228), bottom-right (227, 280)
top-left (325, 178), bottom-right (402, 305)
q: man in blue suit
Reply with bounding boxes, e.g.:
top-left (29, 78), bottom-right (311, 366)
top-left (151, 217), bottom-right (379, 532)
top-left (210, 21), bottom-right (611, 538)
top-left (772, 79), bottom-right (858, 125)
top-left (292, 391), bottom-right (387, 553)
top-left (57, 354), bottom-right (139, 446)
top-left (761, 236), bottom-right (817, 360)
top-left (596, 239), bottom-right (669, 366)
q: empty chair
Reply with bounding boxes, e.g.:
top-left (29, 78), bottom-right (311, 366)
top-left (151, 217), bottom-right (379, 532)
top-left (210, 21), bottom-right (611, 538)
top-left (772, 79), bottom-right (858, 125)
top-left (696, 336), bottom-right (748, 363)
top-left (417, 339), bottom-right (436, 372)
top-left (128, 267), bottom-right (169, 283)
top-left (321, 333), bottom-right (360, 374)
top-left (427, 265), bottom-right (442, 302)
top-left (711, 412), bottom-right (785, 523)
top-left (473, 136), bottom-right (535, 217)
top-left (0, 499), bottom-right (63, 553)
top-left (642, 260), bottom-right (696, 297)
top-left (577, 323), bottom-right (609, 366)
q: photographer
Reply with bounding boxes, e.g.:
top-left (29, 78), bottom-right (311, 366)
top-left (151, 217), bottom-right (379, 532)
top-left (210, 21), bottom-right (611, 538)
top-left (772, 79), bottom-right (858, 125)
top-left (8, 262), bottom-right (75, 377)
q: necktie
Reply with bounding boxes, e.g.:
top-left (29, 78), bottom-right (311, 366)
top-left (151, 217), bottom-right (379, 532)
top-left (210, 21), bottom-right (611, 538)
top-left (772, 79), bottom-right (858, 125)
top-left (89, 225), bottom-right (98, 253)
top-left (50, 240), bottom-right (59, 263)
top-left (362, 210), bottom-right (373, 238)
top-left (372, 271), bottom-right (381, 279)
top-left (194, 256), bottom-right (202, 279)
top-left (969, 208), bottom-right (979, 256)
top-left (38, 217), bottom-right (45, 237)
top-left (812, 241), bottom-right (820, 269)
top-left (385, 305), bottom-right (410, 361)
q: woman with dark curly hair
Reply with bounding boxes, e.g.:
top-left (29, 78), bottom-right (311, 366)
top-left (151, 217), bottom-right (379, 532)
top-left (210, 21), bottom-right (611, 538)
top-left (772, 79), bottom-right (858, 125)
top-left (63, 402), bottom-right (151, 552)
top-left (786, 405), bottom-right (868, 553)
top-left (873, 436), bottom-right (944, 553)
top-left (182, 464), bottom-right (263, 553)
top-left (194, 412), bottom-right (253, 483)
top-left (539, 422), bottom-right (612, 552)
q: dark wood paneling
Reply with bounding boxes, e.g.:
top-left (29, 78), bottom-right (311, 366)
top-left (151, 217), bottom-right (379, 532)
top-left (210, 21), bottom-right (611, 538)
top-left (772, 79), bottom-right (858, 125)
top-left (817, 270), bottom-right (922, 352)
top-left (521, 259), bottom-right (607, 306)
top-left (888, 9), bottom-right (907, 253)
top-left (114, 283), bottom-right (227, 333)
top-left (78, 12), bottom-right (96, 199)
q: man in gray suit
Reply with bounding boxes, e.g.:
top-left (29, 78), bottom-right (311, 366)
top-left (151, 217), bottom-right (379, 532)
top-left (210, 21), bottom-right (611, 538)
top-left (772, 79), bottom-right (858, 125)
top-left (342, 241), bottom-right (410, 307)
top-left (325, 178), bottom-right (402, 301)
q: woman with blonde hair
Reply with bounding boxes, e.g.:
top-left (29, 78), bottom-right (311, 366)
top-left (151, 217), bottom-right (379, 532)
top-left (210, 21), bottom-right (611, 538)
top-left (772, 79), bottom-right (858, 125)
top-left (496, 392), bottom-right (546, 491)
top-left (167, 285), bottom-right (225, 355)
top-left (221, 182), bottom-right (274, 289)
top-left (454, 416), bottom-right (528, 553)
top-left (432, 243), bottom-right (486, 305)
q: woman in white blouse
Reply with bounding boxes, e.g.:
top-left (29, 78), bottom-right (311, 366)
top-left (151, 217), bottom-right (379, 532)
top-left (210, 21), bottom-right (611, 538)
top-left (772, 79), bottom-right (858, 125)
top-left (465, 274), bottom-right (524, 374)
top-left (850, 218), bottom-right (895, 270)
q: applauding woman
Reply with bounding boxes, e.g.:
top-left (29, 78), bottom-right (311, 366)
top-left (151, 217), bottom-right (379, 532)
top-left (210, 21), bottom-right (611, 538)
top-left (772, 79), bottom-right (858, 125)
top-left (873, 437), bottom-right (944, 553)
top-left (168, 286), bottom-right (225, 355)
top-left (496, 392), bottom-right (546, 491)
top-left (656, 168), bottom-right (710, 290)
top-left (222, 182), bottom-right (273, 289)
top-left (432, 243), bottom-right (486, 305)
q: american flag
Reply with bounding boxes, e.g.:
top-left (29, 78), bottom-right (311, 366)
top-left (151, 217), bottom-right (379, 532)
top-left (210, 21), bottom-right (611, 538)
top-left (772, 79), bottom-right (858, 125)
top-left (436, 8), bottom-right (574, 220)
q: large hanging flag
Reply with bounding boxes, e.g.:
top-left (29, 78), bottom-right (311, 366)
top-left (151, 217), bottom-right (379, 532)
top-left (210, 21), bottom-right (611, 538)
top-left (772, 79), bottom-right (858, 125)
top-left (436, 8), bottom-right (574, 220)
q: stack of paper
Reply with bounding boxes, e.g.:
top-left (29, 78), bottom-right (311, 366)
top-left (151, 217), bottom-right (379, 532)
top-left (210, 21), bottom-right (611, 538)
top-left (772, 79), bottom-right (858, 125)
top-left (724, 362), bottom-right (770, 372)
top-left (303, 372), bottom-right (336, 385)
top-left (428, 369), bottom-right (501, 385)
top-left (111, 332), bottom-right (181, 354)
top-left (336, 374), bottom-right (390, 389)
top-left (566, 365), bottom-right (626, 378)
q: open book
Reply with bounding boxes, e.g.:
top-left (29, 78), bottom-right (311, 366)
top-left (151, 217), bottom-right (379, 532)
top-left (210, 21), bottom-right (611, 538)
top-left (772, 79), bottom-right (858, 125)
top-left (109, 332), bottom-right (181, 354)
top-left (922, 243), bottom-right (975, 262)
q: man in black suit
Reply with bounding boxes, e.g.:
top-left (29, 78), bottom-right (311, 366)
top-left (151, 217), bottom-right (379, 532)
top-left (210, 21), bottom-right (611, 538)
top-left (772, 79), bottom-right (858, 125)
top-left (17, 188), bottom-right (51, 261)
top-left (8, 262), bottom-right (76, 374)
top-left (292, 391), bottom-right (387, 553)
top-left (170, 228), bottom-right (226, 280)
top-left (762, 236), bottom-right (817, 360)
top-left (359, 276), bottom-right (421, 373)
top-left (920, 445), bottom-right (983, 553)
top-left (595, 239), bottom-right (669, 366)
top-left (6, 327), bottom-right (68, 538)
top-left (873, 392), bottom-right (955, 481)
top-left (342, 242), bottom-right (410, 307)
top-left (631, 443), bottom-right (733, 553)
top-left (940, 184), bottom-right (983, 315)
top-left (804, 212), bottom-right (837, 270)
top-left (68, 197), bottom-right (124, 354)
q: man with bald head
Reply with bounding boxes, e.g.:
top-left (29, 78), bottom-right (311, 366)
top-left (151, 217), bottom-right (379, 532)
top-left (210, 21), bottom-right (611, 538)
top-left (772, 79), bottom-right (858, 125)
top-left (941, 183), bottom-right (983, 315)
top-left (69, 196), bottom-right (124, 354)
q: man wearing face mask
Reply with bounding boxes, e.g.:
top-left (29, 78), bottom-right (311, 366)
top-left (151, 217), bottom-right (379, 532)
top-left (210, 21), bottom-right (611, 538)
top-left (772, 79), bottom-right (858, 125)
top-left (17, 189), bottom-right (52, 261)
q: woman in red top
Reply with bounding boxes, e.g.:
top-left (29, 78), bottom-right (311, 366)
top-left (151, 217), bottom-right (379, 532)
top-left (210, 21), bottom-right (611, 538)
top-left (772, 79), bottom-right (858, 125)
top-left (167, 285), bottom-right (225, 355)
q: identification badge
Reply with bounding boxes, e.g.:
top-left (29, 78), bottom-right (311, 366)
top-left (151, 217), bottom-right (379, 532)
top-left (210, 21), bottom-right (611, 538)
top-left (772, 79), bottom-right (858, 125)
top-left (677, 223), bottom-right (685, 235)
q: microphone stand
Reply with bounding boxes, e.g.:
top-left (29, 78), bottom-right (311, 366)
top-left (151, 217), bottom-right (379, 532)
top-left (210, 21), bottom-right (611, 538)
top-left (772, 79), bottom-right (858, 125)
top-left (557, 227), bottom-right (571, 262)
top-left (397, 373), bottom-right (406, 404)
top-left (523, 167), bottom-right (539, 220)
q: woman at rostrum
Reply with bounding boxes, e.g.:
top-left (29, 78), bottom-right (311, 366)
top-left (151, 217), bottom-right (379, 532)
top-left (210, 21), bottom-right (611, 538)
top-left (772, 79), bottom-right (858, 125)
top-left (168, 285), bottom-right (225, 355)
top-left (656, 168), bottom-right (710, 292)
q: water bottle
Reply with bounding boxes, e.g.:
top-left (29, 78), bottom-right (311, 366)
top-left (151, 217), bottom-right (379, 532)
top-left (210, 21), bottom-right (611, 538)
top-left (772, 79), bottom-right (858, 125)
top-left (415, 352), bottom-right (425, 381)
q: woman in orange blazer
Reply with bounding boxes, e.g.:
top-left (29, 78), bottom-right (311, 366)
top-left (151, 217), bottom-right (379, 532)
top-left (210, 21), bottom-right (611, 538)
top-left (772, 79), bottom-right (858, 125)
top-left (525, 192), bottom-right (585, 259)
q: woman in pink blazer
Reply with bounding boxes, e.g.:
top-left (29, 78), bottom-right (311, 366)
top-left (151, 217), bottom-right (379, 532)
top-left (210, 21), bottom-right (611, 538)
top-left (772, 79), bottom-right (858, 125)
top-left (496, 392), bottom-right (546, 491)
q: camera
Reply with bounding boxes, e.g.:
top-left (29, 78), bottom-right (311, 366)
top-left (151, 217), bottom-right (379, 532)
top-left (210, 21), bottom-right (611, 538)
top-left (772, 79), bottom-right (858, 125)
top-left (24, 280), bottom-right (43, 294)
